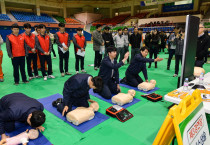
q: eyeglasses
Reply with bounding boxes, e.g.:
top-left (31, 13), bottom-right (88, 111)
top-left (199, 27), bottom-right (204, 28)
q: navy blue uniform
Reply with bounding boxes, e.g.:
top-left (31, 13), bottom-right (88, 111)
top-left (0, 93), bottom-right (44, 135)
top-left (125, 53), bottom-right (154, 87)
top-left (98, 56), bottom-right (124, 99)
top-left (57, 74), bottom-right (91, 113)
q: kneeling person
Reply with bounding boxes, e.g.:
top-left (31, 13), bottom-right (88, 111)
top-left (0, 93), bottom-right (46, 142)
top-left (121, 46), bottom-right (163, 87)
top-left (56, 74), bottom-right (103, 116)
top-left (98, 46), bottom-right (129, 99)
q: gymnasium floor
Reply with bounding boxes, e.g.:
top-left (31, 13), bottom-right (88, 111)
top-left (0, 42), bottom-right (210, 145)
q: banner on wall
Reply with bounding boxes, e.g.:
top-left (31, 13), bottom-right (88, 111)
top-left (140, 0), bottom-right (184, 6)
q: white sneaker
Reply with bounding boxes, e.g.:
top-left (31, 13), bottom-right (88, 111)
top-left (76, 71), bottom-right (79, 74)
top-left (48, 75), bottom-right (55, 79)
top-left (44, 76), bottom-right (47, 81)
top-left (61, 73), bottom-right (65, 77)
top-left (81, 70), bottom-right (87, 73)
top-left (29, 76), bottom-right (34, 80)
top-left (53, 57), bottom-right (56, 59)
top-left (173, 74), bottom-right (178, 77)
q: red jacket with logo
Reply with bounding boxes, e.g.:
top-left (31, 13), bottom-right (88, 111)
top-left (36, 35), bottom-right (50, 55)
top-left (73, 34), bottom-right (86, 53)
top-left (22, 32), bottom-right (36, 54)
top-left (6, 34), bottom-right (25, 58)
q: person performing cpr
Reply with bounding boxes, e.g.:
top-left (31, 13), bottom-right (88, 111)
top-left (120, 46), bottom-right (163, 87)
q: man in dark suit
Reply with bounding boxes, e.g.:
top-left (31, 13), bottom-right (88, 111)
top-left (0, 93), bottom-right (46, 142)
top-left (102, 26), bottom-right (114, 57)
top-left (57, 74), bottom-right (103, 116)
top-left (98, 46), bottom-right (129, 99)
top-left (120, 46), bottom-right (163, 87)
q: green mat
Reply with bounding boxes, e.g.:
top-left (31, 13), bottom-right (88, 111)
top-left (0, 42), bottom-right (209, 145)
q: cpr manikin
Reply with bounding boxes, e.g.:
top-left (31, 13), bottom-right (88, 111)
top-left (138, 80), bottom-right (156, 92)
top-left (4, 129), bottom-right (39, 145)
top-left (66, 102), bottom-right (99, 126)
top-left (112, 89), bottom-right (136, 106)
top-left (194, 67), bottom-right (205, 77)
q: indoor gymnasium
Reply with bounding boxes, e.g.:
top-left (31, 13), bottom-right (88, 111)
top-left (0, 0), bottom-right (210, 145)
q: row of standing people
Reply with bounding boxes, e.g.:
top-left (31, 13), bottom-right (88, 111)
top-left (0, 22), bottom-right (87, 84)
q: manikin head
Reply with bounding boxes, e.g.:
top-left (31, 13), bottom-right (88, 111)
top-left (27, 129), bottom-right (39, 140)
top-left (150, 80), bottom-right (156, 84)
top-left (89, 76), bottom-right (103, 92)
top-left (89, 102), bottom-right (99, 112)
top-left (24, 23), bottom-right (32, 34)
top-left (11, 23), bottom-right (19, 36)
top-left (128, 89), bottom-right (136, 97)
top-left (59, 22), bottom-right (65, 32)
top-left (107, 46), bottom-right (117, 60)
top-left (140, 46), bottom-right (149, 58)
top-left (27, 111), bottom-right (46, 128)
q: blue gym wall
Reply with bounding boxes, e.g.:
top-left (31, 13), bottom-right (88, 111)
top-left (0, 26), bottom-right (92, 42)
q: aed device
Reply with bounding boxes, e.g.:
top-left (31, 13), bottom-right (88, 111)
top-left (141, 93), bottom-right (162, 102)
top-left (106, 105), bottom-right (133, 122)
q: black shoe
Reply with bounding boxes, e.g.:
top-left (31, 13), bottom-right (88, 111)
top-left (23, 80), bottom-right (29, 83)
top-left (148, 65), bottom-right (151, 68)
top-left (120, 77), bottom-right (127, 84)
top-left (14, 82), bottom-right (19, 85)
top-left (167, 66), bottom-right (170, 70)
top-left (52, 98), bottom-right (63, 108)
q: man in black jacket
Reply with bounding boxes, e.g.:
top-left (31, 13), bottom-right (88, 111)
top-left (195, 23), bottom-right (209, 67)
top-left (102, 26), bottom-right (114, 57)
top-left (130, 27), bottom-right (141, 62)
top-left (0, 93), bottom-right (46, 142)
top-left (98, 46), bottom-right (129, 99)
top-left (120, 46), bottom-right (163, 87)
top-left (57, 74), bottom-right (103, 116)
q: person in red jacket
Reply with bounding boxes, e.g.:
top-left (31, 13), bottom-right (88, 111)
top-left (35, 24), bottom-right (55, 81)
top-left (6, 23), bottom-right (29, 85)
top-left (22, 23), bottom-right (41, 80)
top-left (55, 22), bottom-right (71, 77)
top-left (73, 27), bottom-right (87, 74)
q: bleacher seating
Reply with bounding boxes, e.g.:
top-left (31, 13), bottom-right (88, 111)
top-left (10, 11), bottom-right (56, 23)
top-left (53, 15), bottom-right (65, 23)
top-left (65, 18), bottom-right (80, 24)
top-left (92, 14), bottom-right (130, 26)
top-left (0, 14), bottom-right (10, 21)
top-left (130, 12), bottom-right (149, 19)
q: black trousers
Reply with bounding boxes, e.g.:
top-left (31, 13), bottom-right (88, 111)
top-left (57, 94), bottom-right (89, 116)
top-left (149, 48), bottom-right (158, 66)
top-left (59, 51), bottom-right (69, 73)
top-left (131, 48), bottom-right (140, 62)
top-left (99, 79), bottom-right (119, 99)
top-left (126, 71), bottom-right (143, 87)
top-left (11, 56), bottom-right (27, 83)
top-left (94, 51), bottom-right (102, 68)
top-left (51, 44), bottom-right (56, 57)
top-left (175, 55), bottom-right (182, 75)
top-left (39, 55), bottom-right (52, 77)
top-left (167, 49), bottom-right (175, 67)
top-left (26, 53), bottom-right (38, 77)
top-left (75, 54), bottom-right (84, 71)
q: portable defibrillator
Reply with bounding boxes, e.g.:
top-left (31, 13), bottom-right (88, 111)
top-left (141, 93), bottom-right (162, 102)
top-left (106, 105), bottom-right (133, 122)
